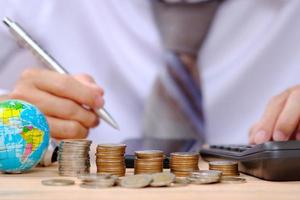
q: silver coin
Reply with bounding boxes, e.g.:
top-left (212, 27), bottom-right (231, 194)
top-left (41, 179), bottom-right (75, 186)
top-left (79, 177), bottom-right (116, 188)
top-left (150, 172), bottom-right (176, 187)
top-left (120, 174), bottom-right (152, 188)
top-left (188, 170), bottom-right (222, 184)
top-left (58, 140), bottom-right (91, 177)
top-left (188, 176), bottom-right (220, 184)
top-left (60, 139), bottom-right (92, 144)
top-left (190, 170), bottom-right (222, 178)
top-left (169, 177), bottom-right (190, 187)
top-left (221, 177), bottom-right (246, 184)
top-left (209, 160), bottom-right (238, 166)
top-left (78, 173), bottom-right (112, 182)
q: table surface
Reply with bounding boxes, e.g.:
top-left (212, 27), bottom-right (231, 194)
top-left (0, 160), bottom-right (300, 200)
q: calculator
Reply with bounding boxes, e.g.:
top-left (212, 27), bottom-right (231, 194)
top-left (199, 141), bottom-right (300, 181)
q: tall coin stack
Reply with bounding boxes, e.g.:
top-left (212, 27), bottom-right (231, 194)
top-left (209, 160), bottom-right (239, 176)
top-left (96, 144), bottom-right (126, 177)
top-left (170, 152), bottom-right (199, 177)
top-left (58, 139), bottom-right (92, 176)
top-left (134, 150), bottom-right (164, 174)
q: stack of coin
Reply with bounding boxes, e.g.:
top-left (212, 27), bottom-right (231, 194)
top-left (134, 150), bottom-right (164, 174)
top-left (58, 139), bottom-right (92, 176)
top-left (96, 144), bottom-right (126, 177)
top-left (209, 160), bottom-right (239, 176)
top-left (170, 152), bottom-right (199, 177)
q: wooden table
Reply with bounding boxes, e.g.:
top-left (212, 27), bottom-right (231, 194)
top-left (0, 161), bottom-right (299, 200)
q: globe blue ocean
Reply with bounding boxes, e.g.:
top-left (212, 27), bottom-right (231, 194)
top-left (0, 99), bottom-right (50, 173)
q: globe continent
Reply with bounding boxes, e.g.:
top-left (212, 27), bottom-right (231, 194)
top-left (0, 99), bottom-right (50, 173)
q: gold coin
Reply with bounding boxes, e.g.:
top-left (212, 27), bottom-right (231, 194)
top-left (135, 150), bottom-right (164, 159)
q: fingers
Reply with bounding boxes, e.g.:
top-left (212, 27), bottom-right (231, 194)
top-left (250, 91), bottom-right (289, 144)
top-left (249, 122), bottom-right (260, 144)
top-left (295, 123), bottom-right (300, 140)
top-left (47, 116), bottom-right (88, 139)
top-left (21, 69), bottom-right (104, 109)
top-left (273, 90), bottom-right (300, 141)
top-left (250, 86), bottom-right (300, 144)
top-left (10, 68), bottom-right (103, 141)
top-left (11, 85), bottom-right (99, 128)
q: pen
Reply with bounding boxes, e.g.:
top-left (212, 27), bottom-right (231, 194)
top-left (3, 17), bottom-right (119, 130)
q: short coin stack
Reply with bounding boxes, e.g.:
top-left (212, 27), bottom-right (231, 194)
top-left (58, 139), bottom-right (92, 176)
top-left (170, 152), bottom-right (199, 177)
top-left (188, 170), bottom-right (222, 184)
top-left (134, 150), bottom-right (164, 174)
top-left (209, 160), bottom-right (239, 176)
top-left (96, 144), bottom-right (126, 177)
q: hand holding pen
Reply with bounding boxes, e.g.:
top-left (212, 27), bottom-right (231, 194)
top-left (2, 17), bottom-right (119, 139)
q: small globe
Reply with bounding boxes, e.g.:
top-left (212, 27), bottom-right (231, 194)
top-left (0, 99), bottom-right (50, 173)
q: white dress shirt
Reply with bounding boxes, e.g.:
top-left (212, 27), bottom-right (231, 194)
top-left (0, 0), bottom-right (300, 144)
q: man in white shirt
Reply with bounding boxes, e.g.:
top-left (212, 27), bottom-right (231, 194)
top-left (0, 0), bottom-right (300, 145)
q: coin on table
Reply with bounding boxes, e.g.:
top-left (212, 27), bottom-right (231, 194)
top-left (169, 177), bottom-right (190, 187)
top-left (221, 177), bottom-right (246, 184)
top-left (120, 174), bottom-right (152, 188)
top-left (77, 173), bottom-right (112, 182)
top-left (150, 172), bottom-right (176, 187)
top-left (79, 178), bottom-right (116, 189)
top-left (190, 170), bottom-right (222, 178)
top-left (188, 170), bottom-right (222, 184)
top-left (41, 179), bottom-right (75, 186)
top-left (188, 176), bottom-right (220, 184)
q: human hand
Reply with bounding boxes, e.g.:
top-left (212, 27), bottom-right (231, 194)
top-left (249, 86), bottom-right (300, 144)
top-left (9, 68), bottom-right (104, 139)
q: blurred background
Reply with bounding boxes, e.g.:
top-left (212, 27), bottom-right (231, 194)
top-left (1, 0), bottom-right (300, 145)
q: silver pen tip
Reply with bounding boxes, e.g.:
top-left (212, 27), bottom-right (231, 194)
top-left (108, 119), bottom-right (120, 130)
top-left (3, 17), bottom-right (11, 26)
top-left (96, 108), bottom-right (120, 130)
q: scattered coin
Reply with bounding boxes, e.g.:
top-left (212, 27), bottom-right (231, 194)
top-left (77, 173), bottom-right (117, 189)
top-left (77, 173), bottom-right (112, 182)
top-left (41, 179), bottom-right (75, 186)
top-left (190, 170), bottom-right (222, 178)
top-left (58, 139), bottom-right (92, 177)
top-left (188, 176), bottom-right (220, 184)
top-left (169, 177), bottom-right (190, 187)
top-left (188, 170), bottom-right (222, 184)
top-left (150, 172), bottom-right (176, 187)
top-left (209, 160), bottom-right (239, 177)
top-left (170, 152), bottom-right (199, 177)
top-left (79, 178), bottom-right (116, 189)
top-left (120, 174), bottom-right (153, 188)
top-left (221, 177), bottom-right (246, 184)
